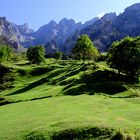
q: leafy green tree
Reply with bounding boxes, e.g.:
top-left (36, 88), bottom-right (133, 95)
top-left (0, 44), bottom-right (13, 62)
top-left (72, 34), bottom-right (100, 61)
top-left (27, 46), bottom-right (45, 64)
top-left (54, 51), bottom-right (63, 60)
top-left (107, 36), bottom-right (140, 83)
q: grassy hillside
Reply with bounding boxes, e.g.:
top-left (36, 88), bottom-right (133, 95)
top-left (0, 59), bottom-right (140, 139)
top-left (1, 95), bottom-right (140, 140)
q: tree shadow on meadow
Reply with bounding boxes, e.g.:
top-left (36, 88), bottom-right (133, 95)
top-left (8, 77), bottom-right (50, 95)
top-left (62, 69), bottom-right (128, 95)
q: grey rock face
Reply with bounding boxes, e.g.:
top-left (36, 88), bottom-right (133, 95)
top-left (65, 3), bottom-right (140, 53)
top-left (0, 17), bottom-right (34, 52)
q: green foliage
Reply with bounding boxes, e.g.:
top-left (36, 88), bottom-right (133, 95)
top-left (72, 34), bottom-right (100, 60)
top-left (0, 44), bottom-right (13, 62)
top-left (107, 36), bottom-right (140, 83)
top-left (54, 51), bottom-right (63, 60)
top-left (51, 127), bottom-right (114, 140)
top-left (27, 45), bottom-right (45, 64)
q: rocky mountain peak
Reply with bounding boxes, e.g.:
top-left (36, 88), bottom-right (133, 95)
top-left (59, 18), bottom-right (77, 26)
top-left (101, 13), bottom-right (116, 21)
top-left (0, 17), bottom-right (7, 22)
top-left (0, 17), bottom-right (9, 27)
top-left (18, 23), bottom-right (34, 34)
top-left (125, 3), bottom-right (140, 12)
top-left (48, 20), bottom-right (57, 26)
top-left (83, 17), bottom-right (99, 28)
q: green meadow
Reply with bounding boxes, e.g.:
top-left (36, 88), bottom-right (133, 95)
top-left (0, 59), bottom-right (140, 140)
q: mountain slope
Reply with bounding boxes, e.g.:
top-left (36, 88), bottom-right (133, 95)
top-left (0, 17), bottom-right (98, 53)
top-left (0, 17), bottom-right (34, 52)
top-left (33, 18), bottom-right (99, 54)
top-left (65, 3), bottom-right (140, 53)
top-left (1, 3), bottom-right (140, 54)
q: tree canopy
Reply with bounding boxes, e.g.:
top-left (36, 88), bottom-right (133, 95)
top-left (72, 34), bottom-right (100, 61)
top-left (0, 44), bottom-right (13, 62)
top-left (107, 36), bottom-right (140, 83)
top-left (27, 45), bottom-right (45, 64)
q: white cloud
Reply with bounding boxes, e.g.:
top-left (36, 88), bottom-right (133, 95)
top-left (97, 13), bottom-right (105, 19)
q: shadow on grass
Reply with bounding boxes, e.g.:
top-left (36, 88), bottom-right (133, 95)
top-left (8, 77), bottom-right (49, 95)
top-left (51, 64), bottom-right (90, 85)
top-left (0, 95), bottom-right (52, 106)
top-left (63, 70), bottom-right (128, 96)
top-left (30, 67), bottom-right (54, 76)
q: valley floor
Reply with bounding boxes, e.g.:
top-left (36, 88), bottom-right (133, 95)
top-left (0, 59), bottom-right (140, 139)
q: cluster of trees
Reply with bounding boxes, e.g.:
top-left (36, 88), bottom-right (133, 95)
top-left (72, 35), bottom-right (140, 83)
top-left (0, 34), bottom-right (100, 64)
top-left (1, 33), bottom-right (140, 84)
top-left (26, 35), bottom-right (100, 64)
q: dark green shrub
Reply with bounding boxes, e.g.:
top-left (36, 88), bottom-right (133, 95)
top-left (0, 44), bottom-right (14, 62)
top-left (25, 127), bottom-right (115, 140)
top-left (54, 51), bottom-right (63, 60)
top-left (111, 131), bottom-right (126, 140)
top-left (25, 130), bottom-right (46, 140)
top-left (97, 53), bottom-right (107, 61)
top-left (52, 127), bottom-right (114, 140)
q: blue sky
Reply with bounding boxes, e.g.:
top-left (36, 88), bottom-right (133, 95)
top-left (0, 0), bottom-right (139, 30)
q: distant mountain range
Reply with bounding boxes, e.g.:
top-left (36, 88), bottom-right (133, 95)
top-left (64, 3), bottom-right (140, 54)
top-left (0, 3), bottom-right (140, 54)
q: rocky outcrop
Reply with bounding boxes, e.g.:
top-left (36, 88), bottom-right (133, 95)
top-left (0, 17), bottom-right (34, 52)
top-left (17, 23), bottom-right (34, 35)
top-left (0, 35), bottom-right (26, 53)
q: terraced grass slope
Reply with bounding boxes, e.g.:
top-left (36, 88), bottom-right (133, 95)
top-left (0, 59), bottom-right (140, 139)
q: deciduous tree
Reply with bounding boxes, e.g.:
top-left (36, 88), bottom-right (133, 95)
top-left (72, 34), bottom-right (100, 61)
top-left (107, 36), bottom-right (140, 83)
top-left (27, 46), bottom-right (45, 64)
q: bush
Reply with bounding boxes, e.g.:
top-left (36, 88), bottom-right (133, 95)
top-left (0, 44), bottom-right (14, 62)
top-left (111, 131), bottom-right (126, 140)
top-left (25, 127), bottom-right (115, 140)
top-left (54, 51), bottom-right (63, 60)
top-left (97, 53), bottom-right (107, 61)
